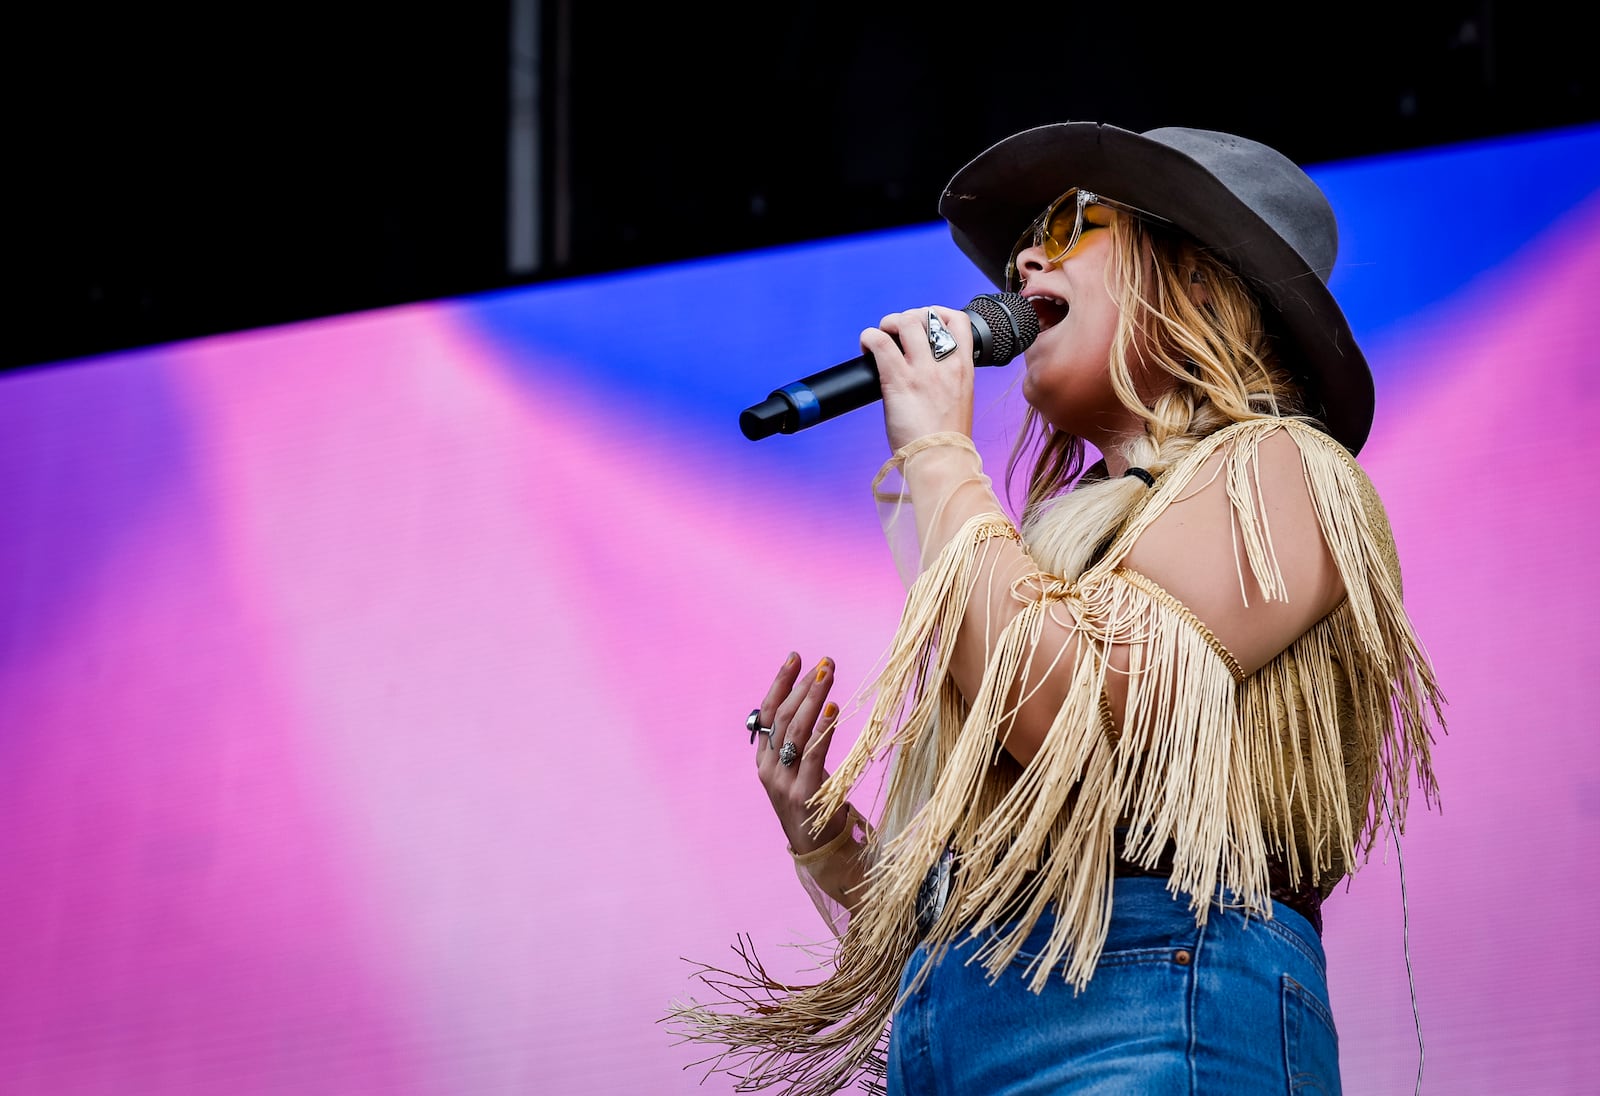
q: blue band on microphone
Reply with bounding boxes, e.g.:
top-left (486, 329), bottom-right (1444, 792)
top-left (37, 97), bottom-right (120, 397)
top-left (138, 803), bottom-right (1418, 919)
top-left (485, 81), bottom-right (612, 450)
top-left (777, 383), bottom-right (821, 427)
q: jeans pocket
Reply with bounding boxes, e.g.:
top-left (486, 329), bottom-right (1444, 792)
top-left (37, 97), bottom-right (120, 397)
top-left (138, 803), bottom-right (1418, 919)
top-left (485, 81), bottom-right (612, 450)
top-left (1281, 973), bottom-right (1341, 1095)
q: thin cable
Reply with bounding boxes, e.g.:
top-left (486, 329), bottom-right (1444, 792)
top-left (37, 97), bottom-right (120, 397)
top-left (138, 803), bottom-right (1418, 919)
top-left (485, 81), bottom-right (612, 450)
top-left (1384, 799), bottom-right (1423, 1094)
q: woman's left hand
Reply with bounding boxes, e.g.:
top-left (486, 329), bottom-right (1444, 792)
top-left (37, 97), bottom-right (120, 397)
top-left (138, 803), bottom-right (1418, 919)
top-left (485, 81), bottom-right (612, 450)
top-left (754, 652), bottom-right (848, 857)
top-left (862, 306), bottom-right (976, 453)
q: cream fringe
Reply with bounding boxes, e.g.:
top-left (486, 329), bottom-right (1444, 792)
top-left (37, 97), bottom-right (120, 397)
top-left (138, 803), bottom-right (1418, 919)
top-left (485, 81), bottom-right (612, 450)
top-left (666, 418), bottom-right (1444, 1095)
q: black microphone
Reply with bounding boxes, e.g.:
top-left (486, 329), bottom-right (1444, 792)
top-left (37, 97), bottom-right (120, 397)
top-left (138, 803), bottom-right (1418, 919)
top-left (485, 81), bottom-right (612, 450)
top-left (739, 292), bottom-right (1040, 441)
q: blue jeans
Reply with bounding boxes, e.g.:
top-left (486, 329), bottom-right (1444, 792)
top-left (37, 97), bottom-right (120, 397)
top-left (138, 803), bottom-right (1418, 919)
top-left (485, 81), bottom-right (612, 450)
top-left (885, 875), bottom-right (1340, 1095)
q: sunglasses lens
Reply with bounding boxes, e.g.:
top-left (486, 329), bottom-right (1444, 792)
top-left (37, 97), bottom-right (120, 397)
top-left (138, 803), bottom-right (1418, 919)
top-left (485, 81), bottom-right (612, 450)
top-left (1008, 191), bottom-right (1083, 281)
top-left (1004, 190), bottom-right (1124, 287)
top-left (1006, 193), bottom-right (1142, 286)
top-left (1039, 192), bottom-right (1083, 262)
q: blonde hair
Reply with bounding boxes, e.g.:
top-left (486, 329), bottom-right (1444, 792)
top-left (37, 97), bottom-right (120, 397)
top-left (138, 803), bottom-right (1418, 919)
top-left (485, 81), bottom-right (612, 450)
top-left (1007, 214), bottom-right (1320, 578)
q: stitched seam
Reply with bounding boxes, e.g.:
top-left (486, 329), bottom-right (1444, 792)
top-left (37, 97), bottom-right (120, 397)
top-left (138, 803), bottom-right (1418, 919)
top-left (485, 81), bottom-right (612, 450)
top-left (970, 516), bottom-right (1021, 545)
top-left (1186, 915), bottom-right (1205, 1095)
top-left (1115, 567), bottom-right (1246, 681)
top-left (1262, 912), bottom-right (1326, 976)
top-left (1282, 973), bottom-right (1337, 1033)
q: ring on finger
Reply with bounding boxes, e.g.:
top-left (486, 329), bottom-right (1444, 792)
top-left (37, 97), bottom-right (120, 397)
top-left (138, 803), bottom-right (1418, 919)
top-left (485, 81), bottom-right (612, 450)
top-left (747, 708), bottom-right (773, 745)
top-left (779, 741), bottom-right (800, 767)
top-left (927, 310), bottom-right (957, 361)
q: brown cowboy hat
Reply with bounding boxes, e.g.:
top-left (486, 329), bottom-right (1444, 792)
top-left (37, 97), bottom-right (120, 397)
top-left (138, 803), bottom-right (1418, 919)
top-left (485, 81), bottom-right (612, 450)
top-left (938, 122), bottom-right (1375, 455)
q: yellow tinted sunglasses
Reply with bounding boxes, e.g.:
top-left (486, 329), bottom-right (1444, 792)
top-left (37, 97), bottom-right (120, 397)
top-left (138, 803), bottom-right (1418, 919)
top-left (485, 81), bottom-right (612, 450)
top-left (1004, 189), bottom-right (1171, 291)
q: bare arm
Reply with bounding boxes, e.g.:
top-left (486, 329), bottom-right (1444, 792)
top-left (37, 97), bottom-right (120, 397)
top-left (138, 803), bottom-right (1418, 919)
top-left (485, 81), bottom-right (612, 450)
top-left (894, 426), bottom-right (1345, 764)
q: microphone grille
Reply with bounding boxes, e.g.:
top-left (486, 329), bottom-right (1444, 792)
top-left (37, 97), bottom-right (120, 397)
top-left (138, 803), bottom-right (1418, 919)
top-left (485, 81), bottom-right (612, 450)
top-left (965, 292), bottom-right (1040, 365)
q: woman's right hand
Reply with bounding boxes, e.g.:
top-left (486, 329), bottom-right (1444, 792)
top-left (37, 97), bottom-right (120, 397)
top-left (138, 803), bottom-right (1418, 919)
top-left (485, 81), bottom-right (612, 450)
top-left (753, 651), bottom-right (849, 855)
top-left (862, 305), bottom-right (976, 454)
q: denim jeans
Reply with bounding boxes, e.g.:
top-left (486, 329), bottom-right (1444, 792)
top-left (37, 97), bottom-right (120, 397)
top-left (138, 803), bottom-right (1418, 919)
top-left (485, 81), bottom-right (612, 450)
top-left (885, 875), bottom-right (1340, 1095)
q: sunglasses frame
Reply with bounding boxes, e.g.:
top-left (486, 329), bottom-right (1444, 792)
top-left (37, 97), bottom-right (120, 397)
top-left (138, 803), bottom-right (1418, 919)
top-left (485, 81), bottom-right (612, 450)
top-left (1004, 189), bottom-right (1172, 291)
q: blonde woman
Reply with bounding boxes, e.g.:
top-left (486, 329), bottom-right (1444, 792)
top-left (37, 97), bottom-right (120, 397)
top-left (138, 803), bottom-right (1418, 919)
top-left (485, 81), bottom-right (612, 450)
top-left (672, 123), bottom-right (1445, 1095)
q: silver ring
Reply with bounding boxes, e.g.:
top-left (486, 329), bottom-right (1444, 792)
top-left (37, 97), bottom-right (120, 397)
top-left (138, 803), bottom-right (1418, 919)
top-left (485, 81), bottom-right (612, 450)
top-left (926, 310), bottom-right (957, 361)
top-left (779, 741), bottom-right (800, 767)
top-left (747, 708), bottom-right (772, 745)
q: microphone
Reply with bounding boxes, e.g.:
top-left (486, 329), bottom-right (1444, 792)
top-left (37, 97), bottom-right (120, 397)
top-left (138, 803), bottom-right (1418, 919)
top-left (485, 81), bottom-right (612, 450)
top-left (739, 292), bottom-right (1040, 441)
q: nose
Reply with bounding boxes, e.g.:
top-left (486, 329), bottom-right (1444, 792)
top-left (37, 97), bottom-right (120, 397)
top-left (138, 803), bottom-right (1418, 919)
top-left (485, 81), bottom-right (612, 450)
top-left (1011, 243), bottom-right (1053, 289)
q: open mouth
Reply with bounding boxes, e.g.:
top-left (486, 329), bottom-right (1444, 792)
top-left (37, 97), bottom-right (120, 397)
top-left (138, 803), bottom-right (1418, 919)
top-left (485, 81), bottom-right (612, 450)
top-left (1028, 295), bottom-right (1070, 332)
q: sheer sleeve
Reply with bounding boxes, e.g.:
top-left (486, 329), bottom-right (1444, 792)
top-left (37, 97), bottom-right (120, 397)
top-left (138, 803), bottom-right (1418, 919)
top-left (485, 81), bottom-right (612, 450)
top-left (872, 431), bottom-right (1010, 589)
top-left (789, 804), bottom-right (873, 937)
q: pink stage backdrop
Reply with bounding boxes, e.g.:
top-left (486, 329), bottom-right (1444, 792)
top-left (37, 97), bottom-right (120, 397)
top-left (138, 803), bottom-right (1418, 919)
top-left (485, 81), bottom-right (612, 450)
top-left (0, 125), bottom-right (1597, 1093)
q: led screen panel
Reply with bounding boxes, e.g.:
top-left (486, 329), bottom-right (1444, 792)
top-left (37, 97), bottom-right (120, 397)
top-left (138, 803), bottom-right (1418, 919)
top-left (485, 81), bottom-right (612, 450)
top-left (1, 123), bottom-right (1598, 1094)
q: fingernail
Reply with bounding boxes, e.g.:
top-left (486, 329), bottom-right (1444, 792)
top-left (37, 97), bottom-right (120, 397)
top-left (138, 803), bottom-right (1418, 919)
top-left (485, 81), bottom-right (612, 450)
top-left (782, 652), bottom-right (797, 670)
top-left (815, 660), bottom-right (831, 682)
top-left (824, 702), bottom-right (838, 719)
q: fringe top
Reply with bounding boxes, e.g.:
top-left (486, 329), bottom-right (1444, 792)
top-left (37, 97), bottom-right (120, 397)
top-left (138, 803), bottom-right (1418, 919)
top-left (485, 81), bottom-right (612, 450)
top-left (668, 416), bottom-right (1445, 1096)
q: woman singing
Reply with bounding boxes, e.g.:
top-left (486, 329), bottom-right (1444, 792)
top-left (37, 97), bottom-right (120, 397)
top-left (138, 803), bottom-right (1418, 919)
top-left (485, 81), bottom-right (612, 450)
top-left (671, 121), bottom-right (1446, 1095)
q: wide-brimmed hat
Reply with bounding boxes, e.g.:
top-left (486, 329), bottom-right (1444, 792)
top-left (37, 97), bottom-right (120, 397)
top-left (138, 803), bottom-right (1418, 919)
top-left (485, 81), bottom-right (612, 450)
top-left (938, 122), bottom-right (1374, 454)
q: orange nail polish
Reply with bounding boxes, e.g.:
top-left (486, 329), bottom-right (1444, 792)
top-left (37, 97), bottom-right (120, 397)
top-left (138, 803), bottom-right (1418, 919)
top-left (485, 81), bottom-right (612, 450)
top-left (823, 702), bottom-right (839, 719)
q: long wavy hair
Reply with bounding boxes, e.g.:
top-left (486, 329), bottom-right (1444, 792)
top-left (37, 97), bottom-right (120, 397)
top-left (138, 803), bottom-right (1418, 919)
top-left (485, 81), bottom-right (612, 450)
top-left (1007, 212), bottom-right (1322, 579)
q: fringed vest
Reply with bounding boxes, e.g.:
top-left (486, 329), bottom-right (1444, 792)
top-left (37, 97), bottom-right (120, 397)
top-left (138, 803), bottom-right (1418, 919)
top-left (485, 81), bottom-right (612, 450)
top-left (668, 417), bottom-right (1445, 1095)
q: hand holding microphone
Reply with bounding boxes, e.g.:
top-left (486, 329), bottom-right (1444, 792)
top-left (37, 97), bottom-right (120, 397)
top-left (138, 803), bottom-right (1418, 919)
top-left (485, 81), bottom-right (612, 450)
top-left (739, 292), bottom-right (1039, 441)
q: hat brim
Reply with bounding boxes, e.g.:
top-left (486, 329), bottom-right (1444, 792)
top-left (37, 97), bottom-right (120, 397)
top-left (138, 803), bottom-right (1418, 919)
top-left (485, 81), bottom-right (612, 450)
top-left (937, 122), bottom-right (1374, 454)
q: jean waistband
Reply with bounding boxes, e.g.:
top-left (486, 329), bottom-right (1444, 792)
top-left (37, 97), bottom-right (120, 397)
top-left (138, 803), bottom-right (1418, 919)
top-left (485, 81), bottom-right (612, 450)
top-left (1110, 844), bottom-right (1323, 936)
top-left (915, 833), bottom-right (1329, 943)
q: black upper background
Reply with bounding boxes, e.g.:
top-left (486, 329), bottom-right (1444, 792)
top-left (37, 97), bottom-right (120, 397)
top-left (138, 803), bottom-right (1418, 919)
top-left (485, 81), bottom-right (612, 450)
top-left (7, 1), bottom-right (1595, 372)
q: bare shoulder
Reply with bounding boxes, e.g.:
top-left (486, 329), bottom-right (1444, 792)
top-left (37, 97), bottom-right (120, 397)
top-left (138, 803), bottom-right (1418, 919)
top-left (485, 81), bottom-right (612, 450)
top-left (1119, 422), bottom-right (1347, 676)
